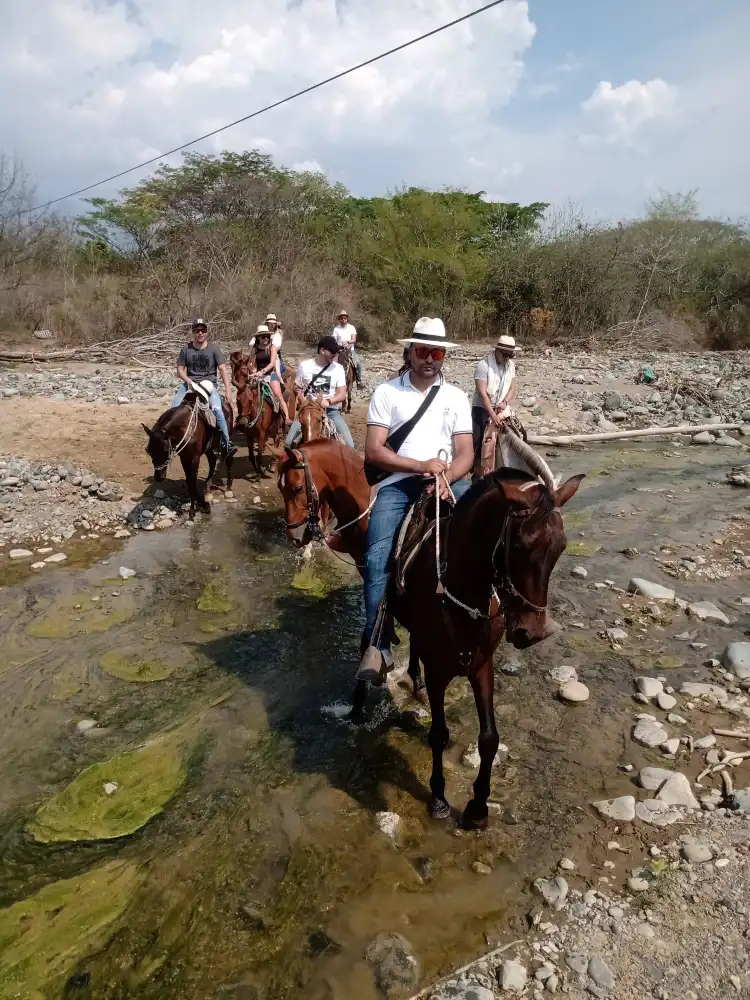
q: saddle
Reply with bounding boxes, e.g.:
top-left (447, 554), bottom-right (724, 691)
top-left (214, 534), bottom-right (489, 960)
top-left (392, 490), bottom-right (446, 595)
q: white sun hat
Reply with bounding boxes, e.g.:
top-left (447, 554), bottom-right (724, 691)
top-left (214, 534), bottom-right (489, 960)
top-left (398, 316), bottom-right (457, 349)
top-left (496, 334), bottom-right (520, 353)
top-left (265, 313), bottom-right (277, 322)
top-left (256, 324), bottom-right (270, 335)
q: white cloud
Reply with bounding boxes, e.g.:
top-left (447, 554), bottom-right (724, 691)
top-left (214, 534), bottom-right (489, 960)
top-left (581, 78), bottom-right (678, 144)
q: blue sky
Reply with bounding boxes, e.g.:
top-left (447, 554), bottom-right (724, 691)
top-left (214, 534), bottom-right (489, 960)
top-left (1, 0), bottom-right (747, 221)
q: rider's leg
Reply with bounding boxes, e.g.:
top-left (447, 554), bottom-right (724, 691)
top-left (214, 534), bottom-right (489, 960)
top-left (285, 420), bottom-right (302, 449)
top-left (269, 375), bottom-right (289, 421)
top-left (351, 346), bottom-right (362, 386)
top-left (326, 408), bottom-right (355, 448)
top-left (362, 477), bottom-right (423, 658)
top-left (171, 383), bottom-right (188, 408)
top-left (209, 389), bottom-right (235, 455)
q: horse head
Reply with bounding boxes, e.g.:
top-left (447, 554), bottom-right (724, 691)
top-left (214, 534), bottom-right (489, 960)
top-left (298, 394), bottom-right (325, 444)
top-left (491, 473), bottom-right (584, 648)
top-left (230, 351), bottom-right (254, 390)
top-left (142, 422), bottom-right (170, 482)
top-left (235, 379), bottom-right (260, 430)
top-left (278, 445), bottom-right (319, 547)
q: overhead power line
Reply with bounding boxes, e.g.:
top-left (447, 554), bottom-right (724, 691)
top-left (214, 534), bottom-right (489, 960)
top-left (30, 0), bottom-right (507, 212)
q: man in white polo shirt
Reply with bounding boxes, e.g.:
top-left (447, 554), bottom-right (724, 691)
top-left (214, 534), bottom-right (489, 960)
top-left (359, 317), bottom-right (473, 680)
top-left (332, 309), bottom-right (362, 388)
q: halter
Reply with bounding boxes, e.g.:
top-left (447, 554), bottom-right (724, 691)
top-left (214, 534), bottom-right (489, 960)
top-left (241, 380), bottom-right (273, 431)
top-left (283, 450), bottom-right (322, 536)
top-left (152, 399), bottom-right (201, 472)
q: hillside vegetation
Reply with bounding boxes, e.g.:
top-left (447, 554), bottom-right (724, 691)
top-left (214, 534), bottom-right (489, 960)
top-left (1, 150), bottom-right (748, 348)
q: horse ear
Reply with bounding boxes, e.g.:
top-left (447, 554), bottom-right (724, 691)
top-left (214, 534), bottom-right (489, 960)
top-left (495, 479), bottom-right (537, 508)
top-left (284, 446), bottom-right (298, 464)
top-left (142, 422), bottom-right (154, 438)
top-left (556, 474), bottom-right (585, 507)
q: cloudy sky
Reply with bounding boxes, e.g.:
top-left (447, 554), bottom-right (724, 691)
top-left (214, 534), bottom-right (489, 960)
top-left (2, 0), bottom-right (748, 221)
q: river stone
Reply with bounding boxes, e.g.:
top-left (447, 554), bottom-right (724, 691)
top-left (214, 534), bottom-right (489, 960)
top-left (571, 565), bottom-right (588, 579)
top-left (533, 876), bottom-right (569, 910)
top-left (695, 734), bottom-right (717, 749)
top-left (431, 984), bottom-right (495, 1000)
top-left (559, 680), bottom-right (590, 703)
top-left (565, 953), bottom-right (590, 976)
top-left (9, 548), bottom-right (33, 560)
top-left (656, 773), bottom-right (700, 809)
top-left (609, 410), bottom-right (628, 422)
top-left (657, 692), bottom-right (677, 711)
top-left (44, 552), bottom-right (67, 564)
top-left (376, 812), bottom-right (401, 842)
top-left (639, 767), bottom-right (674, 791)
top-left (118, 566), bottom-right (137, 580)
top-left (680, 682), bottom-right (729, 706)
top-left (692, 431), bottom-right (715, 445)
top-left (687, 601), bottom-right (730, 625)
top-left (588, 957), bottom-right (615, 990)
top-left (661, 737), bottom-right (680, 755)
top-left (498, 960), bottom-right (527, 993)
top-left (603, 392), bottom-right (623, 412)
top-left (716, 435), bottom-right (743, 446)
top-left (636, 676), bottom-right (663, 699)
top-left (723, 643), bottom-right (750, 681)
top-left (365, 932), bottom-right (421, 994)
top-left (592, 796), bottom-right (635, 822)
top-left (628, 578), bottom-right (675, 601)
top-left (633, 718), bottom-right (669, 747)
top-left (635, 800), bottom-right (686, 826)
top-left (549, 665), bottom-right (578, 684)
top-left (682, 841), bottom-right (713, 863)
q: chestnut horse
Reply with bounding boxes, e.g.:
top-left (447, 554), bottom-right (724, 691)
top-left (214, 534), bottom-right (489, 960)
top-left (279, 438), bottom-right (583, 829)
top-left (340, 347), bottom-right (356, 413)
top-left (143, 393), bottom-right (234, 519)
top-left (235, 379), bottom-right (285, 477)
top-left (298, 395), bottom-right (337, 444)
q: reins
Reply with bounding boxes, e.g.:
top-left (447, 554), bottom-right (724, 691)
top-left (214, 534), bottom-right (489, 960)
top-left (243, 381), bottom-right (274, 430)
top-left (153, 399), bottom-right (202, 473)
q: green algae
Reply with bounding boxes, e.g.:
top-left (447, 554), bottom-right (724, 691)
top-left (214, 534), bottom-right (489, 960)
top-left (0, 861), bottom-right (141, 1000)
top-left (196, 580), bottom-right (234, 614)
top-left (290, 565), bottom-right (332, 599)
top-left (100, 648), bottom-right (174, 683)
top-left (565, 540), bottom-right (601, 557)
top-left (27, 593), bottom-right (136, 639)
top-left (27, 737), bottom-right (187, 844)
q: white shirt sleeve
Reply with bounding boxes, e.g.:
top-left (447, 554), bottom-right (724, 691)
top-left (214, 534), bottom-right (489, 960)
top-left (271, 332), bottom-right (282, 348)
top-left (349, 324), bottom-right (357, 342)
top-left (329, 364), bottom-right (347, 392)
top-left (295, 359), bottom-right (310, 390)
top-left (452, 389), bottom-right (473, 437)
top-left (474, 358), bottom-right (489, 382)
top-left (368, 384), bottom-right (392, 428)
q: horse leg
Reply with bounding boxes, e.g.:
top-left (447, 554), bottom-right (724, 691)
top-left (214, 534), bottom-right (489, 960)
top-left (204, 449), bottom-right (217, 506)
top-left (408, 646), bottom-right (425, 701)
top-left (257, 418), bottom-right (269, 478)
top-left (426, 673), bottom-right (451, 820)
top-left (224, 450), bottom-right (234, 498)
top-left (462, 657), bottom-right (499, 831)
top-left (246, 428), bottom-right (258, 478)
top-left (348, 679), bottom-right (368, 724)
top-left (181, 453), bottom-right (201, 520)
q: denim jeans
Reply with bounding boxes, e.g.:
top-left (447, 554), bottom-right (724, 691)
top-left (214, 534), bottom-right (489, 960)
top-left (349, 346), bottom-right (362, 384)
top-left (171, 382), bottom-right (230, 445)
top-left (363, 475), bottom-right (471, 652)
top-left (285, 408), bottom-right (354, 449)
top-left (472, 405), bottom-right (489, 456)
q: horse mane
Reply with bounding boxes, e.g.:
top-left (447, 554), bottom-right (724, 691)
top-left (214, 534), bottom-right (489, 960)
top-left (452, 467), bottom-right (554, 528)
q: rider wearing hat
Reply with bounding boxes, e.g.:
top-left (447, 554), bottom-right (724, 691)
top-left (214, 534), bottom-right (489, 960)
top-left (250, 324), bottom-right (290, 423)
top-left (359, 317), bottom-right (473, 680)
top-left (332, 309), bottom-right (362, 388)
top-left (172, 318), bottom-right (237, 457)
top-left (285, 335), bottom-right (355, 448)
top-left (472, 335), bottom-right (519, 457)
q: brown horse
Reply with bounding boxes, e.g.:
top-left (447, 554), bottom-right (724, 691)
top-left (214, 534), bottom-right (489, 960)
top-left (340, 347), bottom-right (356, 413)
top-left (298, 395), bottom-right (337, 444)
top-left (280, 438), bottom-right (583, 828)
top-left (230, 350), bottom-right (297, 422)
top-left (235, 378), bottom-right (285, 477)
top-left (142, 393), bottom-right (234, 519)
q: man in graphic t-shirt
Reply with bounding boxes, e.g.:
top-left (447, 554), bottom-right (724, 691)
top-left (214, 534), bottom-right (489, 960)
top-left (172, 318), bottom-right (237, 457)
top-left (284, 335), bottom-right (355, 448)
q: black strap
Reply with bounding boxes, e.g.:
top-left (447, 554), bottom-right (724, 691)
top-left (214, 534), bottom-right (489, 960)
top-left (387, 383), bottom-right (441, 454)
top-left (304, 362), bottom-right (333, 397)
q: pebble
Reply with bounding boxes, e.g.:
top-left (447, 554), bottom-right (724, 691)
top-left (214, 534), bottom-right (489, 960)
top-left (118, 566), bottom-right (137, 580)
top-left (559, 680), bottom-right (590, 703)
top-left (549, 665), bottom-right (578, 684)
top-left (558, 858), bottom-right (576, 871)
top-left (533, 876), bottom-right (569, 910)
top-left (656, 692), bottom-right (677, 711)
top-left (628, 578), bottom-right (675, 601)
top-left (592, 796), bottom-right (636, 822)
top-left (571, 566), bottom-right (588, 579)
top-left (44, 552), bottom-right (67, 564)
top-left (76, 719), bottom-right (98, 733)
top-left (692, 431), bottom-right (715, 445)
top-left (103, 782), bottom-right (118, 796)
top-left (636, 676), bottom-right (664, 699)
top-left (30, 561), bottom-right (46, 570)
top-left (471, 861), bottom-right (493, 875)
top-left (681, 841), bottom-right (713, 863)
top-left (715, 858), bottom-right (730, 868)
top-left (375, 811), bottom-right (401, 842)
top-left (633, 718), bottom-right (669, 747)
top-left (498, 960), bottom-right (528, 993)
top-left (628, 876), bottom-right (650, 892)
top-left (667, 713), bottom-right (687, 725)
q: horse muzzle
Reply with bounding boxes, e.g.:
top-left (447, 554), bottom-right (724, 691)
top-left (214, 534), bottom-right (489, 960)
top-left (152, 467), bottom-right (167, 483)
top-left (507, 611), bottom-right (561, 649)
top-left (236, 415), bottom-right (249, 430)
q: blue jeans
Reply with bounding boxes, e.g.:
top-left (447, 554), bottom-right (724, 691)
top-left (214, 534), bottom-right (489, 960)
top-left (363, 475), bottom-right (471, 652)
top-left (285, 408), bottom-right (354, 449)
top-left (171, 383), bottom-right (230, 446)
top-left (350, 346), bottom-right (362, 384)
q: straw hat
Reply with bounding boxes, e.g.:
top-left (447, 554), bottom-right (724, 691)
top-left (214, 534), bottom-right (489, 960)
top-left (265, 313), bottom-right (277, 323)
top-left (398, 317), bottom-right (457, 349)
top-left (256, 324), bottom-right (270, 336)
top-left (495, 335), bottom-right (520, 353)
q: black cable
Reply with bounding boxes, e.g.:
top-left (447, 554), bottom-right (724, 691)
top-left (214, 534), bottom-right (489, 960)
top-left (28, 0), bottom-right (507, 212)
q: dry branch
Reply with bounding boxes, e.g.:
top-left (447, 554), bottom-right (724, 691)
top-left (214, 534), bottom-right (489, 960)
top-left (528, 423), bottom-right (742, 446)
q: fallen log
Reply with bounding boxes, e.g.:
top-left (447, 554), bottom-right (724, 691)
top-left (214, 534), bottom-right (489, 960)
top-left (528, 423), bottom-right (743, 446)
top-left (0, 348), bottom-right (79, 362)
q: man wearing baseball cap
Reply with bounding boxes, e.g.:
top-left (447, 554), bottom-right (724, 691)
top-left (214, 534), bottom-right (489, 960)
top-left (284, 335), bottom-right (355, 448)
top-left (358, 317), bottom-right (473, 681)
top-left (172, 317), bottom-right (237, 457)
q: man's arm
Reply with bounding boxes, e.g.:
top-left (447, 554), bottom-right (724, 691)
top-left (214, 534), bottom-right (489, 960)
top-left (324, 385), bottom-right (347, 408)
top-left (447, 433), bottom-right (474, 483)
top-left (475, 380), bottom-right (501, 424)
top-left (177, 365), bottom-right (189, 383)
top-left (365, 425), bottom-right (446, 477)
top-left (218, 363), bottom-right (234, 404)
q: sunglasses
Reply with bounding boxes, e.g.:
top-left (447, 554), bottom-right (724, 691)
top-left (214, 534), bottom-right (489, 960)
top-left (412, 346), bottom-right (446, 361)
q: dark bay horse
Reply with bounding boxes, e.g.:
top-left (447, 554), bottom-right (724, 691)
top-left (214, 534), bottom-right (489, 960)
top-left (143, 393), bottom-right (234, 519)
top-left (340, 347), bottom-right (356, 413)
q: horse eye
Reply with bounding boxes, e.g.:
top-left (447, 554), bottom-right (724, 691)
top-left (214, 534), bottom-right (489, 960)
top-left (292, 486), bottom-right (303, 495)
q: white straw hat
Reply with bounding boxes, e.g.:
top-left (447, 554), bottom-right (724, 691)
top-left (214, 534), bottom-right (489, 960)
top-left (256, 324), bottom-right (270, 335)
top-left (398, 317), bottom-right (457, 349)
top-left (265, 313), bottom-right (277, 322)
top-left (496, 334), bottom-right (520, 353)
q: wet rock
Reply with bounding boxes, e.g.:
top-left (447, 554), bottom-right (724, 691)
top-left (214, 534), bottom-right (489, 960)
top-left (559, 680), bottom-right (590, 703)
top-left (461, 744), bottom-right (482, 769)
top-left (118, 566), bottom-right (136, 580)
top-left (680, 682), bottom-right (729, 706)
top-left (471, 861), bottom-right (492, 875)
top-left (723, 642), bottom-right (750, 681)
top-left (628, 578), bottom-right (675, 601)
top-left (657, 692), bottom-right (677, 711)
top-left (687, 601), bottom-right (730, 625)
top-left (76, 719), bottom-right (98, 733)
top-left (588, 956), bottom-right (615, 990)
top-left (692, 431), bottom-right (715, 445)
top-left (571, 565), bottom-right (588, 579)
top-left (638, 767), bottom-right (674, 791)
top-left (656, 773), bottom-right (700, 810)
top-left (375, 812), bottom-right (401, 842)
top-left (366, 932), bottom-right (421, 995)
top-left (682, 841), bottom-right (713, 863)
top-left (498, 960), bottom-right (527, 993)
top-left (592, 796), bottom-right (635, 822)
top-left (533, 876), bottom-right (569, 910)
top-left (633, 718), bottom-right (669, 747)
top-left (549, 665), bottom-right (578, 684)
top-left (9, 548), bottom-right (33, 559)
top-left (44, 552), bottom-right (67, 564)
top-left (636, 677), bottom-right (664, 699)
top-left (30, 561), bottom-right (46, 571)
top-left (635, 800), bottom-right (687, 827)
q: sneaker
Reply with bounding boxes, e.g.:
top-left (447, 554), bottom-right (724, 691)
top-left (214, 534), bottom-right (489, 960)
top-left (355, 648), bottom-right (394, 685)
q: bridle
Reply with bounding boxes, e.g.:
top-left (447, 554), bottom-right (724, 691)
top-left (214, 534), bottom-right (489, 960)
top-left (151, 400), bottom-right (200, 473)
top-left (283, 449), bottom-right (322, 538)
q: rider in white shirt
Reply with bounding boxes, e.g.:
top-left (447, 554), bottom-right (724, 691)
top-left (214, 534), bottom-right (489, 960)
top-left (284, 336), bottom-right (355, 448)
top-left (332, 309), bottom-right (362, 388)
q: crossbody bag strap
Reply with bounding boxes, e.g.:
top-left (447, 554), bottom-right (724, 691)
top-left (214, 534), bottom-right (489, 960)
top-left (304, 361), bottom-right (333, 397)
top-left (386, 383), bottom-right (441, 454)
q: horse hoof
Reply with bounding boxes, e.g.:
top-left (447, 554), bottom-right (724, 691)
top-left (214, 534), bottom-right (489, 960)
top-left (412, 684), bottom-right (427, 704)
top-left (461, 803), bottom-right (489, 831)
top-left (429, 797), bottom-right (451, 821)
top-left (224, 490), bottom-right (234, 499)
